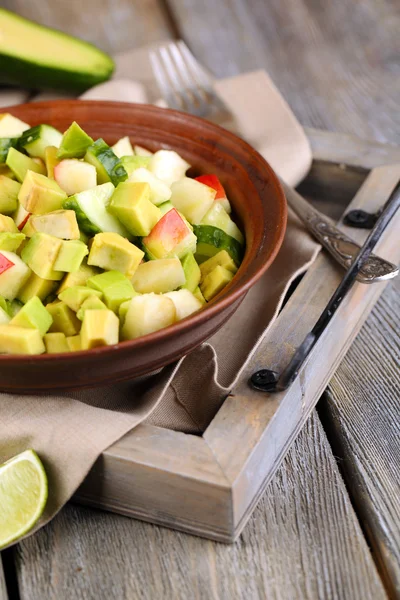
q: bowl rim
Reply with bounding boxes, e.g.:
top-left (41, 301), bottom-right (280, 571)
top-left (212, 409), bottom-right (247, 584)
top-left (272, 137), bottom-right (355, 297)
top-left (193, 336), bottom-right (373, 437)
top-left (0, 100), bottom-right (287, 362)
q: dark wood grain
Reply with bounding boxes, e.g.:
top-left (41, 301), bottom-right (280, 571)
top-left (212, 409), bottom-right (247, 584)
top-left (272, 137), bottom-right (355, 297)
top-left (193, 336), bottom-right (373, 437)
top-left (321, 274), bottom-right (400, 598)
top-left (0, 558), bottom-right (7, 600)
top-left (15, 415), bottom-right (386, 600)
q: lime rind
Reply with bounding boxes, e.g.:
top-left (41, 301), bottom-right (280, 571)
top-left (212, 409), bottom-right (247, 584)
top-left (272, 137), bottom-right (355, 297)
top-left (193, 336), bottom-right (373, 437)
top-left (0, 449), bottom-right (48, 549)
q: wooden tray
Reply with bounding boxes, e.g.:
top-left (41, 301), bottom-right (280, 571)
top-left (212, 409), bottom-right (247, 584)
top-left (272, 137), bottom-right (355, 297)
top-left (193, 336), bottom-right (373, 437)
top-left (75, 129), bottom-right (400, 543)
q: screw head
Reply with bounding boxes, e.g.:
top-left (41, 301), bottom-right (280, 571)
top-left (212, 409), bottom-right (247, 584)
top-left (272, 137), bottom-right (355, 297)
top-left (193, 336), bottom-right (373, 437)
top-left (250, 369), bottom-right (279, 392)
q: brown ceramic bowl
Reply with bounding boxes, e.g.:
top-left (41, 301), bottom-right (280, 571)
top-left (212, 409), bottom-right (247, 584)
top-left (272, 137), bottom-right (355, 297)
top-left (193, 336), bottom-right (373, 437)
top-left (0, 100), bottom-right (286, 393)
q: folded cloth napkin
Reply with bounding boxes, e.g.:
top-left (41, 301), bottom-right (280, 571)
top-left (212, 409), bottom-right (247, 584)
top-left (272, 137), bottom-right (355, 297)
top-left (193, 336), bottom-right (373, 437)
top-left (0, 47), bottom-right (320, 546)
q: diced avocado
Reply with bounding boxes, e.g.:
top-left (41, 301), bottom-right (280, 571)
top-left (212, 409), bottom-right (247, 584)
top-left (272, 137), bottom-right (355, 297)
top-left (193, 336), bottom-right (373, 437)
top-left (19, 124), bottom-right (62, 160)
top-left (0, 214), bottom-right (19, 233)
top-left (109, 182), bottom-right (161, 236)
top-left (200, 265), bottom-right (234, 301)
top-left (0, 232), bottom-right (25, 252)
top-left (0, 175), bottom-right (20, 214)
top-left (0, 250), bottom-right (31, 300)
top-left (143, 208), bottom-right (196, 260)
top-left (22, 209), bottom-right (80, 240)
top-left (199, 250), bottom-right (238, 279)
top-left (122, 294), bottom-right (176, 340)
top-left (6, 147), bottom-right (46, 182)
top-left (170, 177), bottom-right (216, 224)
top-left (0, 306), bottom-right (10, 324)
top-left (57, 261), bottom-right (100, 294)
top-left (0, 164), bottom-right (17, 179)
top-left (53, 239), bottom-right (88, 273)
top-left (84, 139), bottom-right (127, 186)
top-left (87, 270), bottom-right (135, 313)
top-left (17, 272), bottom-right (58, 304)
top-left (21, 233), bottom-right (64, 280)
top-left (76, 295), bottom-right (108, 321)
top-left (0, 324), bottom-right (45, 355)
top-left (201, 202), bottom-right (244, 244)
top-left (81, 309), bottom-right (119, 349)
top-left (18, 170), bottom-right (67, 214)
top-left (193, 225), bottom-right (244, 266)
top-left (0, 114), bottom-right (30, 137)
top-left (63, 183), bottom-right (129, 238)
top-left (59, 285), bottom-right (102, 312)
top-left (118, 300), bottom-right (131, 327)
top-left (87, 232), bottom-right (144, 277)
top-left (10, 296), bottom-right (52, 335)
top-left (87, 270), bottom-right (127, 292)
top-left (148, 150), bottom-right (190, 187)
top-left (120, 155), bottom-right (151, 176)
top-left (164, 289), bottom-right (202, 320)
top-left (193, 286), bottom-right (206, 305)
top-left (44, 332), bottom-right (70, 354)
top-left (102, 281), bottom-right (135, 313)
top-left (180, 252), bottom-right (201, 293)
top-left (46, 301), bottom-right (81, 336)
top-left (66, 334), bottom-right (82, 352)
top-left (131, 258), bottom-right (185, 294)
top-left (129, 167), bottom-right (171, 206)
top-left (57, 122), bottom-right (94, 159)
top-left (112, 137), bottom-right (134, 158)
top-left (44, 146), bottom-right (60, 179)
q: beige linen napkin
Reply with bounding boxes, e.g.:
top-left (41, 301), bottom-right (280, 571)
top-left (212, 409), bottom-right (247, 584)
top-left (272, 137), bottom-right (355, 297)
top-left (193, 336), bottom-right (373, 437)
top-left (0, 48), bottom-right (320, 546)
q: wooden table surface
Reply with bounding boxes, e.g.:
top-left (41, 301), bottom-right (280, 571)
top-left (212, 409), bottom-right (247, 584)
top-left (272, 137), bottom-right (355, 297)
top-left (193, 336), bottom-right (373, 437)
top-left (1, 1), bottom-right (399, 599)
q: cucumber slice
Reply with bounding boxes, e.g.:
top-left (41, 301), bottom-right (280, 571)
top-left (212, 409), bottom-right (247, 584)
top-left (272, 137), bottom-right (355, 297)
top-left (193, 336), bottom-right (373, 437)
top-left (120, 155), bottom-right (151, 177)
top-left (85, 139), bottom-right (128, 186)
top-left (201, 202), bottom-right (244, 244)
top-left (0, 9), bottom-right (114, 92)
top-left (6, 147), bottom-right (46, 182)
top-left (193, 225), bottom-right (244, 266)
top-left (0, 138), bottom-right (19, 164)
top-left (63, 183), bottom-right (129, 237)
top-left (18, 125), bottom-right (62, 160)
top-left (57, 122), bottom-right (94, 159)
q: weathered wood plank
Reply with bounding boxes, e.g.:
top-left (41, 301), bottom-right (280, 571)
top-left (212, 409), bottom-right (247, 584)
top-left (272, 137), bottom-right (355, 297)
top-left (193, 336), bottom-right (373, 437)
top-left (320, 274), bottom-right (400, 598)
top-left (16, 414), bottom-right (387, 600)
top-left (2, 0), bottom-right (172, 54)
top-left (167, 0), bottom-right (400, 143)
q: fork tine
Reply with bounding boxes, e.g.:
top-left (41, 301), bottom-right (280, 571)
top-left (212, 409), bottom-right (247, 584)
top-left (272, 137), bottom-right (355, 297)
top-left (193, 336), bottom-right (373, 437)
top-left (149, 49), bottom-right (181, 111)
top-left (168, 43), bottom-right (210, 116)
top-left (176, 41), bottom-right (215, 93)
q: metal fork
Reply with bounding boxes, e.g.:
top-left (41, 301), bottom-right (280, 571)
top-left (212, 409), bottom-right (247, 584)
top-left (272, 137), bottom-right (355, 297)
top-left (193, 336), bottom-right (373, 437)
top-left (150, 41), bottom-right (236, 129)
top-left (150, 41), bottom-right (399, 283)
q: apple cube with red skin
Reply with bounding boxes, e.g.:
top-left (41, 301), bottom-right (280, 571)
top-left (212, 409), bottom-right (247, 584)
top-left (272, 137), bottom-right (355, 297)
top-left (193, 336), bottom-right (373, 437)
top-left (194, 174), bottom-right (231, 213)
top-left (0, 250), bottom-right (31, 300)
top-left (13, 203), bottom-right (31, 230)
top-left (143, 208), bottom-right (197, 260)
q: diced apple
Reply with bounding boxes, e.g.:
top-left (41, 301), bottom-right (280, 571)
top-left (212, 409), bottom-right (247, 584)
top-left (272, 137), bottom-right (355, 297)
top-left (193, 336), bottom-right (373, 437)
top-left (128, 167), bottom-right (171, 205)
top-left (122, 293), bottom-right (176, 340)
top-left (143, 208), bottom-right (196, 260)
top-left (134, 145), bottom-right (153, 157)
top-left (164, 289), bottom-right (203, 320)
top-left (0, 250), bottom-right (31, 300)
top-left (13, 203), bottom-right (31, 230)
top-left (201, 202), bottom-right (244, 244)
top-left (0, 114), bottom-right (30, 137)
top-left (112, 137), bottom-right (134, 158)
top-left (131, 258), bottom-right (185, 293)
top-left (195, 174), bottom-right (231, 213)
top-left (148, 150), bottom-right (190, 186)
top-left (170, 177), bottom-right (216, 224)
top-left (54, 159), bottom-right (97, 195)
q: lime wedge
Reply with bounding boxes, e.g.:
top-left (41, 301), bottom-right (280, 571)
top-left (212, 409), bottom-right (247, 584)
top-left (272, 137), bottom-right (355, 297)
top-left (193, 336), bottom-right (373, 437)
top-left (0, 449), bottom-right (48, 549)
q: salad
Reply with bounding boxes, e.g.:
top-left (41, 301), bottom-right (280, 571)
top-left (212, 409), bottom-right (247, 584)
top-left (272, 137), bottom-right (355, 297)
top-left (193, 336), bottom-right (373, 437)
top-left (0, 114), bottom-right (244, 355)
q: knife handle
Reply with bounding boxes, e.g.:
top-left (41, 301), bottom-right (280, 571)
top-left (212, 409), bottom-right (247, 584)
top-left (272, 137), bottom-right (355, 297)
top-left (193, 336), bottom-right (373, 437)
top-left (283, 183), bottom-right (399, 283)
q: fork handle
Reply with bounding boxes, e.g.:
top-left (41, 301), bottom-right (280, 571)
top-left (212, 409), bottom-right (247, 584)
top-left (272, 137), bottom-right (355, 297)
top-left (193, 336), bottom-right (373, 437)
top-left (282, 182), bottom-right (399, 283)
